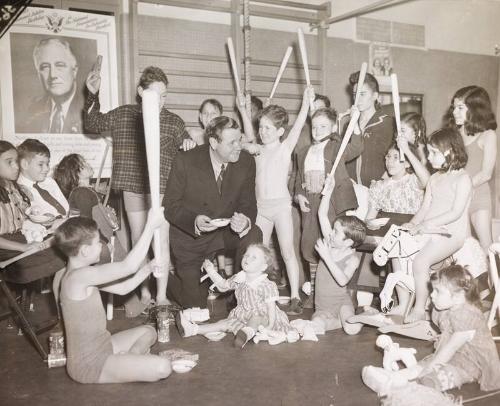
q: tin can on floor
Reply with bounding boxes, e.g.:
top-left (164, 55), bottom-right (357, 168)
top-left (157, 310), bottom-right (170, 343)
top-left (49, 330), bottom-right (65, 355)
top-left (47, 353), bottom-right (66, 368)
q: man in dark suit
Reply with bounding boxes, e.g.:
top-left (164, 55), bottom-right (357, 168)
top-left (164, 116), bottom-right (261, 310)
top-left (19, 38), bottom-right (83, 134)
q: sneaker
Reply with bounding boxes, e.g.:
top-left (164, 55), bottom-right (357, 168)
top-left (175, 311), bottom-right (199, 338)
top-left (286, 298), bottom-right (304, 316)
top-left (183, 307), bottom-right (210, 323)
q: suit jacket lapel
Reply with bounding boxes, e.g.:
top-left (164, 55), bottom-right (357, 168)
top-left (196, 146), bottom-right (222, 204)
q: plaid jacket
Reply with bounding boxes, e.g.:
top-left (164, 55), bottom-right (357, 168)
top-left (84, 92), bottom-right (189, 194)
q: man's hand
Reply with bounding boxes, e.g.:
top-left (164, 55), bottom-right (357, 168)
top-left (296, 194), bottom-right (310, 213)
top-left (86, 55), bottom-right (102, 94)
top-left (195, 215), bottom-right (218, 233)
top-left (230, 212), bottom-right (249, 234)
top-left (181, 138), bottom-right (197, 151)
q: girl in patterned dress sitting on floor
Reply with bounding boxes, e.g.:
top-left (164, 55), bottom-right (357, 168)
top-left (175, 244), bottom-right (296, 348)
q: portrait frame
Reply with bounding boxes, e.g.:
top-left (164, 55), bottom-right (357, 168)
top-left (0, 7), bottom-right (118, 176)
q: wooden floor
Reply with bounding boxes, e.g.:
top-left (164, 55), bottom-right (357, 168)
top-left (1, 293), bottom-right (499, 406)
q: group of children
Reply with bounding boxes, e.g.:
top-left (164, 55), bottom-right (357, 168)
top-left (2, 62), bottom-right (498, 395)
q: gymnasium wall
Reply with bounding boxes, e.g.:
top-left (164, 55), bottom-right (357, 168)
top-left (137, 14), bottom-right (499, 133)
top-left (137, 11), bottom-right (499, 217)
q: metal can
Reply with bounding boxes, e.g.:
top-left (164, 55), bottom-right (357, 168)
top-left (49, 331), bottom-right (65, 355)
top-left (157, 310), bottom-right (170, 343)
top-left (47, 353), bottom-right (66, 368)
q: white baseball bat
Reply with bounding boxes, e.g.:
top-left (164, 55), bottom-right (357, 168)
top-left (269, 46), bottom-right (293, 100)
top-left (227, 37), bottom-right (242, 95)
top-left (142, 89), bottom-right (163, 277)
top-left (322, 109), bottom-right (361, 195)
top-left (391, 73), bottom-right (404, 161)
top-left (354, 62), bottom-right (368, 107)
top-left (297, 28), bottom-right (315, 110)
top-left (297, 28), bottom-right (311, 86)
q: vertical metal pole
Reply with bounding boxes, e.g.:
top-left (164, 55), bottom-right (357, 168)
top-left (243, 0), bottom-right (251, 117)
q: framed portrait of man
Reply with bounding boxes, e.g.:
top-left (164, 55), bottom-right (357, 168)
top-left (0, 7), bottom-right (118, 176)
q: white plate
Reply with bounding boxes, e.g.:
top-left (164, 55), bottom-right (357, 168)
top-left (25, 208), bottom-right (55, 224)
top-left (367, 217), bottom-right (390, 230)
top-left (172, 359), bottom-right (197, 374)
top-left (210, 218), bottom-right (231, 227)
top-left (203, 331), bottom-right (226, 341)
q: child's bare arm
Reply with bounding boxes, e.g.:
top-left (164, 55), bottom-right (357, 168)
top-left (397, 136), bottom-right (430, 187)
top-left (283, 86), bottom-right (314, 152)
top-left (314, 239), bottom-right (353, 287)
top-left (420, 330), bottom-right (474, 374)
top-left (0, 236), bottom-right (33, 252)
top-left (201, 259), bottom-right (232, 292)
top-left (408, 177), bottom-right (433, 226)
top-left (266, 302), bottom-right (277, 329)
top-left (423, 173), bottom-right (472, 228)
top-left (75, 208), bottom-right (165, 288)
top-left (318, 177), bottom-right (334, 238)
top-left (235, 93), bottom-right (256, 144)
top-left (472, 130), bottom-right (496, 188)
top-left (100, 261), bottom-right (153, 295)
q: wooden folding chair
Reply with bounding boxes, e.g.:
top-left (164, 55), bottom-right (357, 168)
top-left (0, 238), bottom-right (60, 360)
top-left (487, 241), bottom-right (500, 340)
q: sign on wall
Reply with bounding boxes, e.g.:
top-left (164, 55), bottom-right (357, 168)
top-left (0, 7), bottom-right (118, 176)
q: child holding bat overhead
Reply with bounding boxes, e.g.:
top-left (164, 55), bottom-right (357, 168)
top-left (345, 71), bottom-right (395, 187)
top-left (237, 86), bottom-right (314, 315)
top-left (84, 58), bottom-right (195, 315)
top-left (294, 107), bottom-right (363, 301)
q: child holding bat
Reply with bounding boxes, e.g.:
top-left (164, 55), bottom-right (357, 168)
top-left (345, 71), bottom-right (395, 187)
top-left (55, 209), bottom-right (172, 383)
top-left (84, 58), bottom-right (195, 315)
top-left (236, 86), bottom-right (314, 315)
top-left (294, 107), bottom-right (363, 301)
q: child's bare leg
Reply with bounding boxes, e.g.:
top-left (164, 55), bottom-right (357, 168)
top-left (111, 325), bottom-right (157, 355)
top-left (385, 260), bottom-right (411, 315)
top-left (196, 319), bottom-right (231, 335)
top-left (98, 353), bottom-right (171, 383)
top-left (256, 213), bottom-right (274, 246)
top-left (154, 221), bottom-right (170, 305)
top-left (275, 211), bottom-right (300, 299)
top-left (406, 238), bottom-right (462, 323)
top-left (126, 208), bottom-right (151, 304)
top-left (470, 209), bottom-right (492, 252)
top-left (52, 267), bottom-right (66, 319)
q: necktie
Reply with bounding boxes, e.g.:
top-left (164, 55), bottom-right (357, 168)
top-left (50, 104), bottom-right (63, 133)
top-left (216, 164), bottom-right (226, 194)
top-left (33, 183), bottom-right (66, 216)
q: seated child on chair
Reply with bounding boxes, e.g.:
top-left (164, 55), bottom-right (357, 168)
top-left (362, 265), bottom-right (500, 395)
top-left (176, 244), bottom-right (295, 348)
top-left (0, 140), bottom-right (65, 285)
top-left (53, 153), bottom-right (95, 199)
top-left (55, 209), bottom-right (171, 384)
top-left (17, 139), bottom-right (69, 218)
top-left (312, 177), bottom-right (367, 335)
